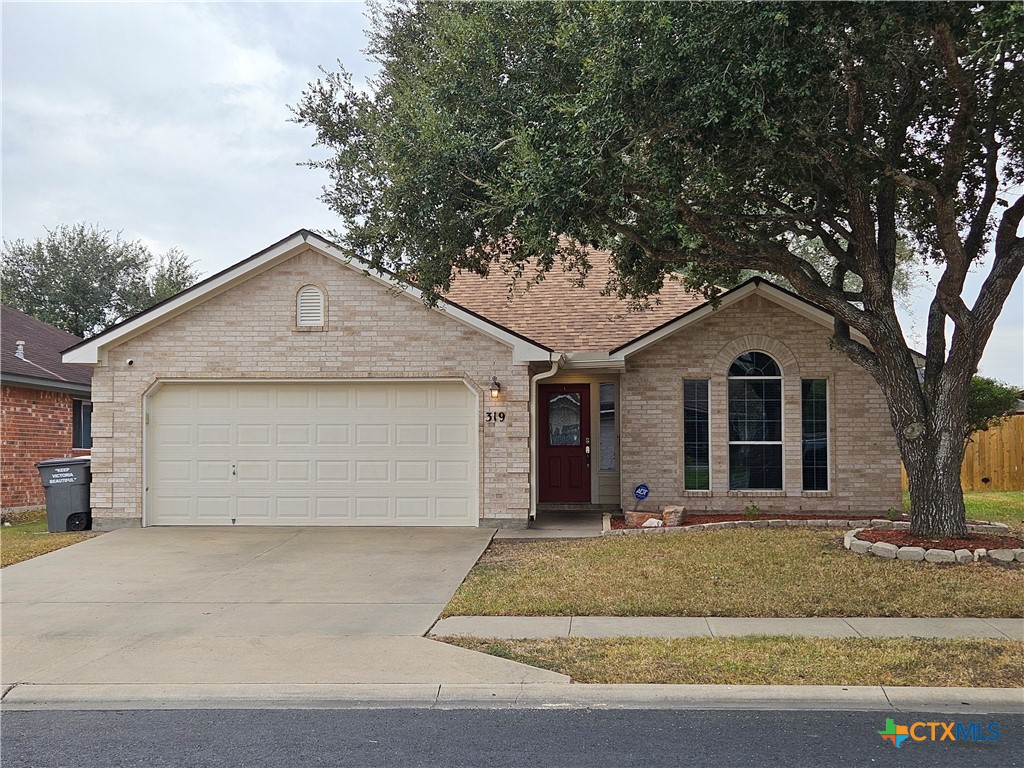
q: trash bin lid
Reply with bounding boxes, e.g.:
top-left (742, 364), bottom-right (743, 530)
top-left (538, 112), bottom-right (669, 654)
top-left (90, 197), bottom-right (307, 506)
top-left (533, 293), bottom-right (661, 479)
top-left (35, 456), bottom-right (91, 468)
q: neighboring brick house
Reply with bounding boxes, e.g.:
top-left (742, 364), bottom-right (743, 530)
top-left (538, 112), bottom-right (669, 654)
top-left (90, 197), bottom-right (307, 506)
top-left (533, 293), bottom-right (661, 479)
top-left (2, 306), bottom-right (92, 512)
top-left (62, 230), bottom-right (901, 530)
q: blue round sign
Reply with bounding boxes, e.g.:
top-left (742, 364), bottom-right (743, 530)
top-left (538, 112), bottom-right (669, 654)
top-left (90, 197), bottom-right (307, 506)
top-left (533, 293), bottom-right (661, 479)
top-left (633, 484), bottom-right (650, 501)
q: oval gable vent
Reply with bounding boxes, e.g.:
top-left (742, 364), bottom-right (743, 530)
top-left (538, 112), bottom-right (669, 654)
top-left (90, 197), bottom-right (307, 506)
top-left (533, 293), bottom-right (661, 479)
top-left (296, 285), bottom-right (325, 327)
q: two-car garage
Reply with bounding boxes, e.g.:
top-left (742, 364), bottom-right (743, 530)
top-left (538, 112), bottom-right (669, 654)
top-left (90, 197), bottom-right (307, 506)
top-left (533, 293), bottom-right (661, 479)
top-left (145, 380), bottom-right (479, 526)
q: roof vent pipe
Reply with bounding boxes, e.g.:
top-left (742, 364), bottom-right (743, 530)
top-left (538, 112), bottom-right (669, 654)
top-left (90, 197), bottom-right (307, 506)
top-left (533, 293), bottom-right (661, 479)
top-left (15, 340), bottom-right (25, 359)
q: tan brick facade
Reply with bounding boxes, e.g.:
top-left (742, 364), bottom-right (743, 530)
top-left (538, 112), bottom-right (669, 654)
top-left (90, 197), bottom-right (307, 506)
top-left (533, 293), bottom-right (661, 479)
top-left (89, 248), bottom-right (532, 529)
top-left (86, 243), bottom-right (900, 529)
top-left (619, 294), bottom-right (902, 515)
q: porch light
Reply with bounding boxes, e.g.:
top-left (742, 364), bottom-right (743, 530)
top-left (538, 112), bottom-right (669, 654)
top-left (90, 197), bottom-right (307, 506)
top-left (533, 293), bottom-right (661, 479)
top-left (489, 376), bottom-right (502, 398)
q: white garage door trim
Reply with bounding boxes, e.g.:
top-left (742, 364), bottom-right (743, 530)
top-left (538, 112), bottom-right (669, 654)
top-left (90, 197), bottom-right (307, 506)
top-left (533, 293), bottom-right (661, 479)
top-left (143, 378), bottom-right (480, 527)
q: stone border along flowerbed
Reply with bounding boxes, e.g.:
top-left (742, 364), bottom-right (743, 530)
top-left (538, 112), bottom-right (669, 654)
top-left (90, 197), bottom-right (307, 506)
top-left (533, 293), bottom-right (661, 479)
top-left (844, 524), bottom-right (1024, 564)
top-left (605, 515), bottom-right (864, 535)
top-left (603, 512), bottom-right (1022, 565)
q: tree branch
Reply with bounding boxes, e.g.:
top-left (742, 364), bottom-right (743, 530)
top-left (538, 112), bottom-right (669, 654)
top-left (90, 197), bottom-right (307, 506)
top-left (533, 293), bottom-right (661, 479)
top-left (831, 319), bottom-right (881, 379)
top-left (964, 59), bottom-right (1004, 262)
top-left (877, 76), bottom-right (920, 281)
top-left (994, 194), bottom-right (1024, 258)
top-left (670, 198), bottom-right (881, 335)
top-left (756, 192), bottom-right (857, 270)
top-left (932, 19), bottom-right (975, 194)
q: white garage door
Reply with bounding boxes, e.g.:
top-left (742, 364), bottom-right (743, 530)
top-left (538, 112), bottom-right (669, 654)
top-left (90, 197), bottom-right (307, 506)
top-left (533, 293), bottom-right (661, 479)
top-left (146, 381), bottom-right (478, 526)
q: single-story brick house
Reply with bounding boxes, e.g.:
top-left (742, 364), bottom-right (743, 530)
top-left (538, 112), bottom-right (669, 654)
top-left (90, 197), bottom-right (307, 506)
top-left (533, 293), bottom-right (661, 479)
top-left (63, 230), bottom-right (901, 530)
top-left (2, 306), bottom-right (93, 513)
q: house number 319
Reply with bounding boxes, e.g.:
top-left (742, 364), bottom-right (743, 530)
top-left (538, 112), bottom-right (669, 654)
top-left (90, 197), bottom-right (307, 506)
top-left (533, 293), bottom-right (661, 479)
top-left (485, 412), bottom-right (506, 424)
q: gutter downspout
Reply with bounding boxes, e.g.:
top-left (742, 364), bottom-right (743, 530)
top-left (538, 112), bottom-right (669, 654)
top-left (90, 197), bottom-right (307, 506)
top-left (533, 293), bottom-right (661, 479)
top-left (529, 352), bottom-right (565, 521)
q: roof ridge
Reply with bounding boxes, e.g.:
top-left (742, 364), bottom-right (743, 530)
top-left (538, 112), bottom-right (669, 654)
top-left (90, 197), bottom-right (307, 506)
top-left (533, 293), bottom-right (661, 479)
top-left (14, 354), bottom-right (71, 382)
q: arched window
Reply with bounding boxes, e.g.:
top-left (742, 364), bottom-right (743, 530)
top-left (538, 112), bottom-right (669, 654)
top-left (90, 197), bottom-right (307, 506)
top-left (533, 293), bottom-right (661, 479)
top-left (296, 285), bottom-right (325, 327)
top-left (728, 352), bottom-right (783, 490)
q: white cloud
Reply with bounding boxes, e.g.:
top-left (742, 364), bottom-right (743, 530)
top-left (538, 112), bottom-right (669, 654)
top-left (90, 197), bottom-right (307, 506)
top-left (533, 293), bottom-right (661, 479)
top-left (2, 1), bottom-right (370, 272)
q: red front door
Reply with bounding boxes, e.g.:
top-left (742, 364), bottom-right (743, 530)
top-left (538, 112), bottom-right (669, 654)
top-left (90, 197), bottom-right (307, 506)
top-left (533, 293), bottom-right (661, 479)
top-left (538, 384), bottom-right (591, 503)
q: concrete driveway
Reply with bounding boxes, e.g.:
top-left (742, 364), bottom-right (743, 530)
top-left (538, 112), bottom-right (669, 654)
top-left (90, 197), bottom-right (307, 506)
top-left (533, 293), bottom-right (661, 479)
top-left (1, 528), bottom-right (566, 690)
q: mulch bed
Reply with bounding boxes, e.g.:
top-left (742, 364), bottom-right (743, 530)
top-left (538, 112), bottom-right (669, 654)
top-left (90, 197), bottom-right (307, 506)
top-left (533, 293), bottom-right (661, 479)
top-left (856, 528), bottom-right (1022, 552)
top-left (610, 512), bottom-right (899, 530)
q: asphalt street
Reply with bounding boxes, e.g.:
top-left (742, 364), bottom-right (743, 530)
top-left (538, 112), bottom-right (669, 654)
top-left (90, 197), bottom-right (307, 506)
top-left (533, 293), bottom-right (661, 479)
top-left (2, 708), bottom-right (1020, 768)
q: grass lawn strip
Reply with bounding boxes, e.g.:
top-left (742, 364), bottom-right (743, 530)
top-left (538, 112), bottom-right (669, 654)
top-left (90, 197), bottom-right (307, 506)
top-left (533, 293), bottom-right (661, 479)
top-left (0, 509), bottom-right (99, 567)
top-left (908, 490), bottom-right (1024, 531)
top-left (440, 636), bottom-right (1024, 688)
top-left (445, 492), bottom-right (1024, 619)
top-left (445, 529), bottom-right (1023, 619)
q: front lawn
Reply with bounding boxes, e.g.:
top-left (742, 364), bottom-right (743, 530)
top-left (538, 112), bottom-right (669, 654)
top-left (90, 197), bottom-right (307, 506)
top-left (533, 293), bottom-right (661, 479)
top-left (441, 636), bottom-right (1024, 687)
top-left (444, 527), bottom-right (1023, 618)
top-left (0, 509), bottom-right (99, 567)
top-left (903, 489), bottom-right (1024, 529)
top-left (960, 490), bottom-right (1024, 529)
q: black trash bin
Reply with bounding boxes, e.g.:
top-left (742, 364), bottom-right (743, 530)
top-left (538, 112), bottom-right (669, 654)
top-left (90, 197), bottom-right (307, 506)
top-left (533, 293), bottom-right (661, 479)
top-left (35, 456), bottom-right (92, 532)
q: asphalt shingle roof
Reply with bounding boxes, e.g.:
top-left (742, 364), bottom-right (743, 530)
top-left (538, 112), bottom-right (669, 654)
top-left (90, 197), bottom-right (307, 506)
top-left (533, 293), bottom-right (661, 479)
top-left (443, 248), bottom-right (706, 353)
top-left (0, 306), bottom-right (92, 388)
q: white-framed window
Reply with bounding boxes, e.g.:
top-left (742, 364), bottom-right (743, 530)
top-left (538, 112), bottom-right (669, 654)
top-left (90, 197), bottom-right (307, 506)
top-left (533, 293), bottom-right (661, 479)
top-left (683, 379), bottom-right (710, 490)
top-left (296, 285), bottom-right (325, 327)
top-left (727, 351), bottom-right (783, 490)
top-left (599, 382), bottom-right (617, 471)
top-left (73, 399), bottom-right (92, 449)
top-left (801, 379), bottom-right (829, 491)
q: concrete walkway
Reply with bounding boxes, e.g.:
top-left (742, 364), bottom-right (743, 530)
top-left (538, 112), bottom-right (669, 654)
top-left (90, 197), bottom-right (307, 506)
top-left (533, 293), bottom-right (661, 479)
top-left (494, 511), bottom-right (603, 539)
top-left (431, 616), bottom-right (1024, 640)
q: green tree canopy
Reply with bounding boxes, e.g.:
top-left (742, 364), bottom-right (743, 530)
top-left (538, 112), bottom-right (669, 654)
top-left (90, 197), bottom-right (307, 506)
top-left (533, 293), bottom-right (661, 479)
top-left (1, 223), bottom-right (201, 337)
top-left (965, 376), bottom-right (1021, 440)
top-left (294, 1), bottom-right (1024, 537)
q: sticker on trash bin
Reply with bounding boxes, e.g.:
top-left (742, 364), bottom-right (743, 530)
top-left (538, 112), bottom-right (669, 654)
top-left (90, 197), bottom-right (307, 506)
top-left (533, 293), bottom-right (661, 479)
top-left (633, 483), bottom-right (650, 501)
top-left (46, 468), bottom-right (77, 484)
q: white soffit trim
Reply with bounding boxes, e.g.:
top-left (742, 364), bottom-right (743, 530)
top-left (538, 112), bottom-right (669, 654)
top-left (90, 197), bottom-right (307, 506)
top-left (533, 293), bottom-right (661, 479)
top-left (560, 351), bottom-right (625, 371)
top-left (610, 281), bottom-right (875, 361)
top-left (63, 230), bottom-right (552, 365)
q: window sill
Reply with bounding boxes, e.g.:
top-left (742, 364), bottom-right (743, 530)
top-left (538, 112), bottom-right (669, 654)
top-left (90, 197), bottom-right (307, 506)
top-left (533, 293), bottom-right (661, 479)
top-left (293, 325), bottom-right (326, 333)
top-left (801, 490), bottom-right (835, 497)
top-left (726, 490), bottom-right (786, 497)
top-left (680, 490), bottom-right (713, 496)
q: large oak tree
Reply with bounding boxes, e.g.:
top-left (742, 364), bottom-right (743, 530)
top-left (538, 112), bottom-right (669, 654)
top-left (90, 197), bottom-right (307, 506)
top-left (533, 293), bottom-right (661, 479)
top-left (2, 223), bottom-right (201, 337)
top-left (294, 1), bottom-right (1024, 537)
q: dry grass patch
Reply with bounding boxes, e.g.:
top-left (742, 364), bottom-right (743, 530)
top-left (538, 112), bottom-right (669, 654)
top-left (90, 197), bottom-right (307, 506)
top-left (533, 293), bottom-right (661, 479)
top-left (1, 509), bottom-right (99, 567)
top-left (442, 636), bottom-right (1024, 687)
top-left (444, 529), bottom-right (1023, 618)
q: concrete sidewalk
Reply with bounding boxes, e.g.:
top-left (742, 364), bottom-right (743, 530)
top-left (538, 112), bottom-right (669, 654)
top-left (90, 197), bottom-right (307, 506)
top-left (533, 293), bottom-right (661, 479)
top-left (431, 616), bottom-right (1024, 640)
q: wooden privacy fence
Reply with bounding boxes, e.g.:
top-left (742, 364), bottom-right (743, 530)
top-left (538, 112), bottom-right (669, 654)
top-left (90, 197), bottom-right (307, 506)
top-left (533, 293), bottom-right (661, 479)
top-left (901, 414), bottom-right (1024, 492)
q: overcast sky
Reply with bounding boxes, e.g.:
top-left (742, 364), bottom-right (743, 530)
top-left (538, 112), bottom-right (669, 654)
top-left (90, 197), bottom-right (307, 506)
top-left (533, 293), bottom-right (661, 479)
top-left (2, 2), bottom-right (1021, 384)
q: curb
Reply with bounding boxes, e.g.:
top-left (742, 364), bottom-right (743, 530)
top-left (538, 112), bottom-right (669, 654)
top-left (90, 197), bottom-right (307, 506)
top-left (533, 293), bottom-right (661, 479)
top-left (2, 682), bottom-right (1021, 713)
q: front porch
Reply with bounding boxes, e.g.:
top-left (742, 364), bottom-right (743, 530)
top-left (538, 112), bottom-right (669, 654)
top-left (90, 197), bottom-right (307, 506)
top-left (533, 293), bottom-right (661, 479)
top-left (499, 508), bottom-right (605, 539)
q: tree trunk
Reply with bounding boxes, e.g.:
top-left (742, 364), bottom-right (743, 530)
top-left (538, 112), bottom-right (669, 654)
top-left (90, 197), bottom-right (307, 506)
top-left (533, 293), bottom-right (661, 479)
top-left (900, 402), bottom-right (970, 539)
top-left (904, 457), bottom-right (968, 539)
